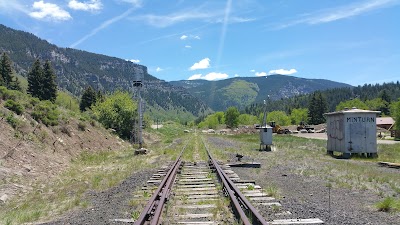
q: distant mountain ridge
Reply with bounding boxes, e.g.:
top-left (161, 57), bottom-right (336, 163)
top-left (0, 24), bottom-right (211, 122)
top-left (170, 76), bottom-right (352, 111)
top-left (0, 23), bottom-right (352, 117)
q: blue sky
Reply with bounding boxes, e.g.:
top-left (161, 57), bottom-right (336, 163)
top-left (0, 0), bottom-right (399, 86)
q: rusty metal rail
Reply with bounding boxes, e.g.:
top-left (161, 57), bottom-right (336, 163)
top-left (133, 148), bottom-right (184, 225)
top-left (205, 143), bottom-right (269, 225)
top-left (134, 140), bottom-right (269, 225)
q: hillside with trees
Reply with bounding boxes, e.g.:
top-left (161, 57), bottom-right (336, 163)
top-left (170, 75), bottom-right (351, 111)
top-left (0, 24), bottom-right (210, 123)
top-left (242, 82), bottom-right (400, 126)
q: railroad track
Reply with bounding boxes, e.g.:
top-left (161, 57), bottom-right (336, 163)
top-left (132, 135), bottom-right (324, 225)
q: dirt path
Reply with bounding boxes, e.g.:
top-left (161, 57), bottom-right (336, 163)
top-left (292, 133), bottom-right (399, 144)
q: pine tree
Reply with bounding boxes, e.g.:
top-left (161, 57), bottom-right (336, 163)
top-left (42, 60), bottom-right (57, 102)
top-left (97, 90), bottom-right (105, 103)
top-left (0, 69), bottom-right (3, 86)
top-left (27, 59), bottom-right (44, 99)
top-left (0, 53), bottom-right (14, 88)
top-left (308, 92), bottom-right (327, 124)
top-left (80, 86), bottom-right (97, 111)
top-left (379, 89), bottom-right (391, 103)
top-left (9, 77), bottom-right (22, 91)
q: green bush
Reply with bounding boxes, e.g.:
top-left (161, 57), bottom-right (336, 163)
top-left (56, 91), bottom-right (80, 112)
top-left (31, 100), bottom-right (59, 126)
top-left (6, 114), bottom-right (22, 129)
top-left (92, 91), bottom-right (137, 139)
top-left (78, 121), bottom-right (86, 131)
top-left (376, 197), bottom-right (400, 212)
top-left (4, 99), bottom-right (24, 115)
top-left (0, 86), bottom-right (22, 101)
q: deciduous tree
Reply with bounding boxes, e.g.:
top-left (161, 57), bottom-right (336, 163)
top-left (225, 107), bottom-right (240, 128)
top-left (290, 108), bottom-right (308, 125)
top-left (92, 91), bottom-right (137, 139)
top-left (266, 111), bottom-right (290, 126)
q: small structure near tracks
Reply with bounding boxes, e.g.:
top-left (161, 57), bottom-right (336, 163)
top-left (256, 99), bottom-right (273, 151)
top-left (325, 108), bottom-right (380, 158)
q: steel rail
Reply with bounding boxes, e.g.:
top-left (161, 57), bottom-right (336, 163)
top-left (134, 147), bottom-right (185, 225)
top-left (205, 141), bottom-right (269, 225)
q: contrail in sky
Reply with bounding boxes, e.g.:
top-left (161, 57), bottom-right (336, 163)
top-left (70, 7), bottom-right (135, 48)
top-left (216, 0), bottom-right (231, 69)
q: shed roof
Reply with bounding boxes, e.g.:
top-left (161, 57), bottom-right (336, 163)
top-left (376, 117), bottom-right (395, 125)
top-left (325, 108), bottom-right (380, 115)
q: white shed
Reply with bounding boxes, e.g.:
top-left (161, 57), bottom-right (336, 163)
top-left (256, 126), bottom-right (273, 151)
top-left (325, 108), bottom-right (380, 158)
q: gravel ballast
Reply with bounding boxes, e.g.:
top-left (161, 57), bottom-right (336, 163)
top-left (206, 135), bottom-right (400, 225)
top-left (40, 169), bottom-right (155, 225)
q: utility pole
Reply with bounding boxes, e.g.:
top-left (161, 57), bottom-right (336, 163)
top-left (132, 69), bottom-right (144, 149)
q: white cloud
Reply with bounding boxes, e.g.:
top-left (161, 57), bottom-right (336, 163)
top-left (180, 34), bottom-right (200, 40)
top-left (29, 1), bottom-right (72, 21)
top-left (204, 72), bottom-right (228, 80)
top-left (268, 69), bottom-right (297, 75)
top-left (185, 45), bottom-right (192, 48)
top-left (127, 59), bottom-right (140, 63)
top-left (250, 69), bottom-right (255, 72)
top-left (276, 0), bottom-right (400, 29)
top-left (187, 72), bottom-right (229, 81)
top-left (255, 72), bottom-right (267, 77)
top-left (68, 0), bottom-right (102, 12)
top-left (189, 58), bottom-right (210, 70)
top-left (234, 74), bottom-right (240, 77)
top-left (188, 74), bottom-right (203, 80)
top-left (156, 67), bottom-right (163, 72)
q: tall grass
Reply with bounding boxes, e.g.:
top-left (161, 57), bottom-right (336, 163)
top-left (0, 145), bottom-right (168, 224)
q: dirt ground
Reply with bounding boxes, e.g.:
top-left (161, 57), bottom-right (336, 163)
top-left (0, 114), bottom-right (130, 204)
top-left (205, 135), bottom-right (400, 225)
top-left (292, 132), bottom-right (398, 145)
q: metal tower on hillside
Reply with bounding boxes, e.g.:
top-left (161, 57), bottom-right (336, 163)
top-left (132, 69), bottom-right (145, 148)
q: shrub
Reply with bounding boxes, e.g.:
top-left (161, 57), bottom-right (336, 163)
top-left (78, 121), bottom-right (86, 131)
top-left (56, 91), bottom-right (80, 112)
top-left (0, 87), bottom-right (22, 101)
top-left (4, 99), bottom-right (24, 115)
top-left (376, 197), bottom-right (394, 212)
top-left (31, 100), bottom-right (59, 126)
top-left (60, 125), bottom-right (72, 137)
top-left (6, 114), bottom-right (22, 129)
top-left (92, 91), bottom-right (137, 139)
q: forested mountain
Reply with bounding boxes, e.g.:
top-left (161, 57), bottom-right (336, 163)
top-left (0, 24), bottom-right (211, 122)
top-left (171, 76), bottom-right (351, 111)
top-left (245, 82), bottom-right (400, 117)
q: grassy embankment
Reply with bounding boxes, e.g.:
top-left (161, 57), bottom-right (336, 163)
top-left (0, 121), bottom-right (188, 225)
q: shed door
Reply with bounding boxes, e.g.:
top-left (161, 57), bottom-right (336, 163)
top-left (349, 123), bottom-right (367, 152)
